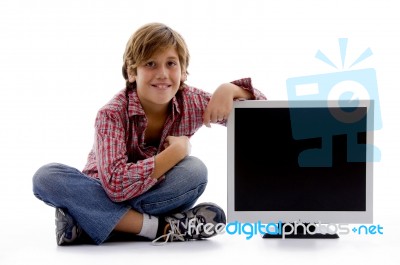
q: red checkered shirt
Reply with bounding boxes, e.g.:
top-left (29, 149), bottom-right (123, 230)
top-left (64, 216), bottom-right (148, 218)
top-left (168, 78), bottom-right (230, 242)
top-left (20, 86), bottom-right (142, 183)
top-left (82, 78), bottom-right (267, 202)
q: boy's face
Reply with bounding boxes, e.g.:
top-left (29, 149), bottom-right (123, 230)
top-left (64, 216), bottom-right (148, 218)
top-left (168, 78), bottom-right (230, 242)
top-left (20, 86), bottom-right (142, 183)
top-left (130, 47), bottom-right (186, 110)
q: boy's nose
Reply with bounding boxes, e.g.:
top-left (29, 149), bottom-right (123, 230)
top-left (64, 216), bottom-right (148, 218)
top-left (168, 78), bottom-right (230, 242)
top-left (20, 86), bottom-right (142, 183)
top-left (156, 65), bottom-right (168, 78)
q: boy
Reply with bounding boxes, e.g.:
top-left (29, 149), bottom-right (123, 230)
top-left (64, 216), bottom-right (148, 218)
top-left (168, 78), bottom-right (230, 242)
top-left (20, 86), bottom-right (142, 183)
top-left (32, 22), bottom-right (267, 245)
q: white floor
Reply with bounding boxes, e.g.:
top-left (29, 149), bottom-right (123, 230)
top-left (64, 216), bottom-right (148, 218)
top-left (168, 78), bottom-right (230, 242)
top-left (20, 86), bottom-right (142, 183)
top-left (2, 207), bottom-right (399, 265)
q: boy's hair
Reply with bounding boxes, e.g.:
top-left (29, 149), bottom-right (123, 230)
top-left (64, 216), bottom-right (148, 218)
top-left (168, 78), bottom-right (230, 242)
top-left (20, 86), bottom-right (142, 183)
top-left (122, 22), bottom-right (190, 89)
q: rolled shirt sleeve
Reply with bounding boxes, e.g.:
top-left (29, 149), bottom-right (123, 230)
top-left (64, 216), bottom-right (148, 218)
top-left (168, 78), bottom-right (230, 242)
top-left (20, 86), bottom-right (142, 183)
top-left (231, 78), bottom-right (267, 100)
top-left (94, 108), bottom-right (158, 202)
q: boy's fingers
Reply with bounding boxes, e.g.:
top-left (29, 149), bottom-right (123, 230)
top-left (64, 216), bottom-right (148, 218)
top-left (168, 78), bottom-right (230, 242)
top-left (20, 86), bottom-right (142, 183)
top-left (203, 110), bottom-right (227, 127)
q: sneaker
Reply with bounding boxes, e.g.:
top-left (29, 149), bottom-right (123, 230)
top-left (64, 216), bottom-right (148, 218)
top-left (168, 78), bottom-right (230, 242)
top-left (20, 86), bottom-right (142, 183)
top-left (152, 202), bottom-right (226, 245)
top-left (55, 208), bottom-right (82, 246)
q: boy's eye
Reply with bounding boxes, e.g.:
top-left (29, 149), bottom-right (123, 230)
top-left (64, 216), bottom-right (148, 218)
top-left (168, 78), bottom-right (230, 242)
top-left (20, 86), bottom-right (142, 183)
top-left (145, 61), bottom-right (156, 67)
top-left (168, 61), bottom-right (177, 67)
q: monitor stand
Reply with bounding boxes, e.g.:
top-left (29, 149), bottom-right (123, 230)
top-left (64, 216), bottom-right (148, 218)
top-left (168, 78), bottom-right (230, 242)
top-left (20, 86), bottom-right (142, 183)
top-left (262, 222), bottom-right (339, 239)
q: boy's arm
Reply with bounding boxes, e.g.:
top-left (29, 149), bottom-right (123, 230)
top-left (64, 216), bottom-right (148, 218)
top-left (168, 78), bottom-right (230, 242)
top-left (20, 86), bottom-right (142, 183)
top-left (95, 107), bottom-right (192, 202)
top-left (203, 78), bottom-right (266, 127)
top-left (149, 136), bottom-right (191, 179)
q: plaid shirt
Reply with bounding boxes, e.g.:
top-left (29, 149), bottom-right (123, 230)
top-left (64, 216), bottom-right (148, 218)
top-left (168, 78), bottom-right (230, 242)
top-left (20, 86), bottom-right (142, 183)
top-left (82, 78), bottom-right (266, 202)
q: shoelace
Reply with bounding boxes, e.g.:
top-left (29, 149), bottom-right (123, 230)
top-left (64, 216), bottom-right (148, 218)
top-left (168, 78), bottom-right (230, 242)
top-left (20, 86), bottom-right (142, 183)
top-left (151, 216), bottom-right (204, 246)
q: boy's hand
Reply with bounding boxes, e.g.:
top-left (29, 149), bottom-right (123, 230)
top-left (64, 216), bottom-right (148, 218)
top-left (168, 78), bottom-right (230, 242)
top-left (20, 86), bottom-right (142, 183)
top-left (203, 83), bottom-right (252, 127)
top-left (203, 84), bottom-right (234, 127)
top-left (151, 136), bottom-right (191, 180)
top-left (164, 135), bottom-right (191, 157)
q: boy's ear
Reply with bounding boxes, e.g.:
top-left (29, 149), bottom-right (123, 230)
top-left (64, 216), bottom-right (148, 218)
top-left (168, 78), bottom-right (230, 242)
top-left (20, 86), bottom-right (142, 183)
top-left (128, 73), bottom-right (136, 83)
top-left (181, 73), bottom-right (187, 82)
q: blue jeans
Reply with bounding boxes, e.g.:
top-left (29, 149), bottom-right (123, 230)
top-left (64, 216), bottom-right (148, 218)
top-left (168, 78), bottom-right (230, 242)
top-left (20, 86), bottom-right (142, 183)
top-left (32, 156), bottom-right (208, 245)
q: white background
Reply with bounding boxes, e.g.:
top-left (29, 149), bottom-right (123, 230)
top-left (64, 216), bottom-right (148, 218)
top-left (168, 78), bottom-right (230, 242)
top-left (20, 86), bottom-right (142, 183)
top-left (1, 0), bottom-right (399, 264)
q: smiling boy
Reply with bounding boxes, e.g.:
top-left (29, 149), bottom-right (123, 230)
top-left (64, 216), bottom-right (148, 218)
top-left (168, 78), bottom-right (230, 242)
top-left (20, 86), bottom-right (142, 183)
top-left (32, 22), bottom-right (267, 245)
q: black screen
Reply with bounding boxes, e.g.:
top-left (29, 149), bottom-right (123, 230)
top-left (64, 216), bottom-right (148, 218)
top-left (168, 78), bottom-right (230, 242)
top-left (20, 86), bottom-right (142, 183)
top-left (234, 107), bottom-right (367, 211)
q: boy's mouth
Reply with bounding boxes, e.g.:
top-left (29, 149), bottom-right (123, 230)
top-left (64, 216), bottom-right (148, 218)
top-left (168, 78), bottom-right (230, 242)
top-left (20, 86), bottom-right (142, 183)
top-left (152, 84), bottom-right (172, 90)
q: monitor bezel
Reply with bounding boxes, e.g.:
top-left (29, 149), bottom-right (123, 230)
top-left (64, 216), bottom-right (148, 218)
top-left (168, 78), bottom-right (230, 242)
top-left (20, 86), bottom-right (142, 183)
top-left (226, 100), bottom-right (374, 224)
